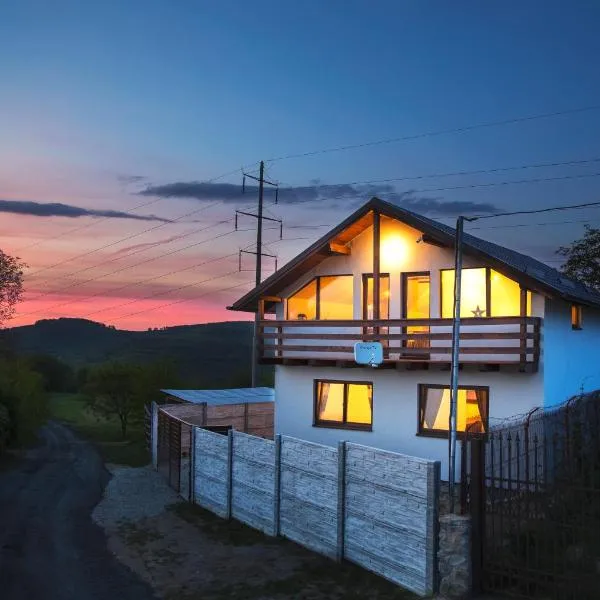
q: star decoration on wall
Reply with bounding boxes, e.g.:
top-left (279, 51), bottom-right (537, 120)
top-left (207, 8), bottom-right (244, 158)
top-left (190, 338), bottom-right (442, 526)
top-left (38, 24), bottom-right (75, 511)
top-left (471, 305), bottom-right (486, 317)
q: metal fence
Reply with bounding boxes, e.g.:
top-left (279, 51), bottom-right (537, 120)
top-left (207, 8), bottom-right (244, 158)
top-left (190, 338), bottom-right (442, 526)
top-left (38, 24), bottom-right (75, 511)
top-left (462, 392), bottom-right (600, 599)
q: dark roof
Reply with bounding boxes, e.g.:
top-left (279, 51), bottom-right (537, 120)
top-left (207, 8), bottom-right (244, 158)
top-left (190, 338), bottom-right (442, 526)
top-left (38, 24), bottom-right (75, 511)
top-left (228, 197), bottom-right (600, 312)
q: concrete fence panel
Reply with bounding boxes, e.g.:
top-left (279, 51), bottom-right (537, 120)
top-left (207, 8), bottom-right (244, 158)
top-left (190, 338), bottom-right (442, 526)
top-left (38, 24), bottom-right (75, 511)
top-left (231, 430), bottom-right (276, 535)
top-left (193, 427), bottom-right (230, 518)
top-left (344, 443), bottom-right (440, 596)
top-left (279, 436), bottom-right (339, 559)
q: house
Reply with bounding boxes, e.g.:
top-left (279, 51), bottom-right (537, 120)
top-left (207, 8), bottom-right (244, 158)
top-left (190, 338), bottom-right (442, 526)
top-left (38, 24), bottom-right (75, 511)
top-left (228, 197), bottom-right (600, 475)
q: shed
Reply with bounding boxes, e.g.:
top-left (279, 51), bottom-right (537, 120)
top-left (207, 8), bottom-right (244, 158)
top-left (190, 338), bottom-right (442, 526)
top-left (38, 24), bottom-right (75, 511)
top-left (160, 387), bottom-right (274, 438)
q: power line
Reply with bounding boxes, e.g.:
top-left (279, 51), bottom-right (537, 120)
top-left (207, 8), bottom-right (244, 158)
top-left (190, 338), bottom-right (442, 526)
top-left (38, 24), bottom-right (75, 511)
top-left (468, 199), bottom-right (600, 221)
top-left (15, 165), bottom-right (251, 253)
top-left (20, 248), bottom-right (240, 319)
top-left (106, 275), bottom-right (253, 323)
top-left (26, 199), bottom-right (225, 278)
top-left (23, 226), bottom-right (240, 306)
top-left (266, 103), bottom-right (600, 162)
top-left (316, 156), bottom-right (600, 187)
top-left (27, 219), bottom-right (233, 293)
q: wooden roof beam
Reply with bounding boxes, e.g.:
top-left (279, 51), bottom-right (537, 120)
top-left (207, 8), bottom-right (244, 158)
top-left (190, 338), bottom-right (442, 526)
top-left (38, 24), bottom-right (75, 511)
top-left (329, 242), bottom-right (350, 255)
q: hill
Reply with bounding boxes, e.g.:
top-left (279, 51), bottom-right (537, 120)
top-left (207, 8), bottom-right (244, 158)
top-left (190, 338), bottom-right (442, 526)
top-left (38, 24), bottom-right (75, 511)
top-left (1, 319), bottom-right (266, 388)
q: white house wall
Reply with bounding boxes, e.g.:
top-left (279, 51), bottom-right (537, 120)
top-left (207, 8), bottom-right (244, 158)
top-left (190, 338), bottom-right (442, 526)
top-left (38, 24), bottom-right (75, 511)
top-left (543, 298), bottom-right (600, 407)
top-left (275, 364), bottom-right (544, 479)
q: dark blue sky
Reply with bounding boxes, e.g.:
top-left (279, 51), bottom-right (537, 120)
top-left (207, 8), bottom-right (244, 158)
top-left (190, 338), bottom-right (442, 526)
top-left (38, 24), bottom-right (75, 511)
top-left (2, 1), bottom-right (600, 326)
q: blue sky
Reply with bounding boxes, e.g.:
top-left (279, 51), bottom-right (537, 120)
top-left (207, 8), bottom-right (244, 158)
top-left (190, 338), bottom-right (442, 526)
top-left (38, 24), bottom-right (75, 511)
top-left (1, 1), bottom-right (600, 327)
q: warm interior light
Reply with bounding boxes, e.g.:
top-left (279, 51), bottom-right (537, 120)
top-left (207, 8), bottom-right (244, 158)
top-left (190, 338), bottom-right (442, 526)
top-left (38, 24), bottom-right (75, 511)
top-left (380, 234), bottom-right (407, 269)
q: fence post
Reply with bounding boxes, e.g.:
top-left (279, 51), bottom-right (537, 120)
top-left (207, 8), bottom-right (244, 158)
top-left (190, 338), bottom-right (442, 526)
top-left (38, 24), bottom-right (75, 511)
top-left (470, 438), bottom-right (485, 594)
top-left (189, 426), bottom-right (196, 503)
top-left (151, 401), bottom-right (159, 470)
top-left (226, 429), bottom-right (234, 520)
top-left (273, 434), bottom-right (282, 537)
top-left (336, 440), bottom-right (347, 562)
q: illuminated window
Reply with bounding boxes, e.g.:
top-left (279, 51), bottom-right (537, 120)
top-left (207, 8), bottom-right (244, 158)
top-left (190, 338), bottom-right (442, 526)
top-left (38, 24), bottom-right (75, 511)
top-left (287, 279), bottom-right (317, 320)
top-left (441, 268), bottom-right (487, 318)
top-left (418, 385), bottom-right (488, 438)
top-left (287, 276), bottom-right (353, 320)
top-left (319, 276), bottom-right (354, 320)
top-left (441, 268), bottom-right (531, 318)
top-left (571, 304), bottom-right (583, 330)
top-left (314, 380), bottom-right (373, 430)
top-left (362, 274), bottom-right (390, 319)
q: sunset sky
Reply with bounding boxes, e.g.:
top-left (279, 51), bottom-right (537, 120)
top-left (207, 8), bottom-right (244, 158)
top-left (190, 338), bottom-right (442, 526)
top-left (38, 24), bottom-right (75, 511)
top-left (2, 1), bottom-right (600, 330)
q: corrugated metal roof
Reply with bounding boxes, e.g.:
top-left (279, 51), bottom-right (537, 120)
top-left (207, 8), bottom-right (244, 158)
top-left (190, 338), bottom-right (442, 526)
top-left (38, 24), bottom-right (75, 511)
top-left (161, 387), bottom-right (274, 405)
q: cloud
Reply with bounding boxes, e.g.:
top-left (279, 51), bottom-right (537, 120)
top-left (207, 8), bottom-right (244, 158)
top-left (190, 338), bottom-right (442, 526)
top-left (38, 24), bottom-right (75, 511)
top-left (0, 199), bottom-right (171, 222)
top-left (113, 232), bottom-right (191, 255)
top-left (116, 173), bottom-right (147, 185)
top-left (138, 181), bottom-right (499, 215)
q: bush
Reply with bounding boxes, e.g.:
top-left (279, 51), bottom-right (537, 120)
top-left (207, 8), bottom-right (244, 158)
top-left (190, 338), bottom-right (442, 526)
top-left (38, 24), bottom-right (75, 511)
top-left (0, 403), bottom-right (11, 453)
top-left (0, 358), bottom-right (46, 445)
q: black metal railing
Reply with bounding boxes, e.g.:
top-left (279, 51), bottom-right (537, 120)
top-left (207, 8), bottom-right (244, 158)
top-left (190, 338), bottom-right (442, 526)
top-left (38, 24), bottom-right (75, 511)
top-left (462, 392), bottom-right (600, 599)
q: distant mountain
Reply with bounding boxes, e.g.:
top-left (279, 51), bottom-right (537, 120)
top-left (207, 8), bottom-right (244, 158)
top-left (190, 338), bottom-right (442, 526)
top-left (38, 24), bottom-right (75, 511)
top-left (1, 318), bottom-right (267, 388)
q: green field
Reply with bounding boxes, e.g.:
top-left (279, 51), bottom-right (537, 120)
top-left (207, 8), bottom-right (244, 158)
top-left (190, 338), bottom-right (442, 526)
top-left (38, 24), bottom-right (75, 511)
top-left (48, 393), bottom-right (149, 466)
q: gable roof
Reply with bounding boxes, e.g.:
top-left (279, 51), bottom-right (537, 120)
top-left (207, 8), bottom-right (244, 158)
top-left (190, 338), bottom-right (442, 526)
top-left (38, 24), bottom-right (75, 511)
top-left (228, 197), bottom-right (600, 312)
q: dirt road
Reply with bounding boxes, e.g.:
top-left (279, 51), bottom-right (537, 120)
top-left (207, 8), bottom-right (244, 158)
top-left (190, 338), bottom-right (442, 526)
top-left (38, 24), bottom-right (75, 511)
top-left (0, 421), bottom-right (156, 600)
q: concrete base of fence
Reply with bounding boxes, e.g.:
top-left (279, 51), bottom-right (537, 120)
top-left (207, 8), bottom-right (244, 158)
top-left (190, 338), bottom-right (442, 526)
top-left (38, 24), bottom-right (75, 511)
top-left (437, 514), bottom-right (471, 599)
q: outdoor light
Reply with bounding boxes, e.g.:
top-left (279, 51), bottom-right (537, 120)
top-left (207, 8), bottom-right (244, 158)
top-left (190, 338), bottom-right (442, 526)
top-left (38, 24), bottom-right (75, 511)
top-left (380, 233), bottom-right (407, 269)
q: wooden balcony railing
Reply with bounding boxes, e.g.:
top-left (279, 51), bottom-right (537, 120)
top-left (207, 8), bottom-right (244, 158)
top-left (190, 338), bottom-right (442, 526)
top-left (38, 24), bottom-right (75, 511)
top-left (258, 317), bottom-right (541, 371)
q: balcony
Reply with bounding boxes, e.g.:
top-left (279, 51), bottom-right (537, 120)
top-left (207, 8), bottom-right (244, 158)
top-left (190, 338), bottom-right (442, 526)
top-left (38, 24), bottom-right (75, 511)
top-left (257, 317), bottom-right (541, 372)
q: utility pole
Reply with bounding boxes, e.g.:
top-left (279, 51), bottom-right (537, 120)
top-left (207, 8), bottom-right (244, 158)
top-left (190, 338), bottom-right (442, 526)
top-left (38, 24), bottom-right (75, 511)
top-left (448, 215), bottom-right (464, 513)
top-left (237, 161), bottom-right (280, 387)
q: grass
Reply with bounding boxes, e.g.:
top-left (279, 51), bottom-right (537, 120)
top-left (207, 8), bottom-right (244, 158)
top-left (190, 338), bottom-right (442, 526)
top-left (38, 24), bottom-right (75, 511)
top-left (48, 392), bottom-right (150, 466)
top-left (168, 502), bottom-right (416, 600)
top-left (169, 502), bottom-right (281, 546)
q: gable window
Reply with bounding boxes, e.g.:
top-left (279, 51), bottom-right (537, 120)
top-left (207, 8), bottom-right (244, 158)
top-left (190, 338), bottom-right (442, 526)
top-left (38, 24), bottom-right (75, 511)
top-left (287, 276), bottom-right (353, 320)
top-left (441, 268), bottom-right (531, 318)
top-left (314, 380), bottom-right (372, 430)
top-left (571, 304), bottom-right (583, 330)
top-left (418, 384), bottom-right (488, 438)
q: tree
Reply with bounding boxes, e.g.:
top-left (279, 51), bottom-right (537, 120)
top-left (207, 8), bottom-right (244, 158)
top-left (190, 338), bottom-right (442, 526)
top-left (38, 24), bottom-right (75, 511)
top-left (85, 362), bottom-right (141, 438)
top-left (0, 250), bottom-right (25, 326)
top-left (27, 354), bottom-right (75, 393)
top-left (558, 226), bottom-right (600, 292)
top-left (85, 360), bottom-right (180, 438)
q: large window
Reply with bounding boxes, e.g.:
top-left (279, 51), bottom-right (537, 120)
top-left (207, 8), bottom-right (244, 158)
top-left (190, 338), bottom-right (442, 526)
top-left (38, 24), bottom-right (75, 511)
top-left (287, 275), bottom-right (353, 320)
top-left (314, 380), bottom-right (373, 430)
top-left (418, 384), bottom-right (489, 437)
top-left (441, 268), bottom-right (531, 318)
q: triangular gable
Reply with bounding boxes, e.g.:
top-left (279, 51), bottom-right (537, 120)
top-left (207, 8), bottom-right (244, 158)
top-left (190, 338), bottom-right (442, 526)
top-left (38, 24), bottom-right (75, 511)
top-left (228, 197), bottom-right (600, 313)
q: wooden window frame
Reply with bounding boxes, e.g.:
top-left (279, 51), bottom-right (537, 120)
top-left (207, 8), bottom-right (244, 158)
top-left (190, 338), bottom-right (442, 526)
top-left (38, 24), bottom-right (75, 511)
top-left (440, 267), bottom-right (530, 318)
top-left (286, 274), bottom-right (353, 320)
top-left (417, 383), bottom-right (489, 439)
top-left (313, 379), bottom-right (373, 431)
top-left (571, 304), bottom-right (583, 330)
top-left (401, 271), bottom-right (431, 354)
top-left (361, 273), bottom-right (390, 320)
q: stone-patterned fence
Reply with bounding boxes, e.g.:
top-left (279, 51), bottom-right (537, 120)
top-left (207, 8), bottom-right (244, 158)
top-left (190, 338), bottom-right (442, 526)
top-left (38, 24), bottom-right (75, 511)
top-left (183, 428), bottom-right (440, 596)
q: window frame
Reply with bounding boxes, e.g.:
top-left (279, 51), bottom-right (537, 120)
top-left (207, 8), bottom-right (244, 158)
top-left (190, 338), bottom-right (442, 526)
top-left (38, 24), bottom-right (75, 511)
top-left (571, 304), bottom-right (583, 330)
top-left (440, 267), bottom-right (530, 318)
top-left (416, 383), bottom-right (489, 439)
top-left (286, 275), bottom-right (354, 321)
top-left (313, 379), bottom-right (373, 431)
top-left (361, 272), bottom-right (391, 320)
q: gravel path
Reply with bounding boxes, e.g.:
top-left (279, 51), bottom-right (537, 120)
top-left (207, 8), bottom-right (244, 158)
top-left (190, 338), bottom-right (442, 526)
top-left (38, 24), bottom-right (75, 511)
top-left (0, 422), bottom-right (157, 600)
top-left (92, 464), bottom-right (179, 528)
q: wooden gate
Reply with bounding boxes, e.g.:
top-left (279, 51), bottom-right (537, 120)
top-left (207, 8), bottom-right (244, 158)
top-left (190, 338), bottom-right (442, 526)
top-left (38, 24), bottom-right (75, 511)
top-left (157, 407), bottom-right (195, 500)
top-left (462, 393), bottom-right (600, 599)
